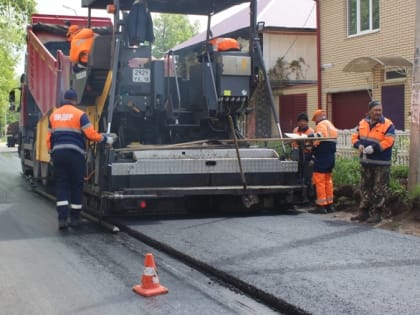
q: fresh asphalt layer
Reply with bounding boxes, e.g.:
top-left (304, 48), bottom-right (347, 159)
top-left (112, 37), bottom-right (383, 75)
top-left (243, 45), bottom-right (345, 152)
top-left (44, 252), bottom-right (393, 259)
top-left (118, 212), bottom-right (420, 315)
top-left (0, 150), bottom-right (278, 315)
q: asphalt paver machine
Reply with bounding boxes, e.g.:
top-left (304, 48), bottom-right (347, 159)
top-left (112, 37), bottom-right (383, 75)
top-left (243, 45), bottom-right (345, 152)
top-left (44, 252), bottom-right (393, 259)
top-left (14, 0), bottom-right (306, 215)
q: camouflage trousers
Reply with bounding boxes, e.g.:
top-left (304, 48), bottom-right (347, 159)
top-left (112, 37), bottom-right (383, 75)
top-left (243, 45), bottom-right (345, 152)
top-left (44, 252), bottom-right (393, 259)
top-left (359, 164), bottom-right (391, 215)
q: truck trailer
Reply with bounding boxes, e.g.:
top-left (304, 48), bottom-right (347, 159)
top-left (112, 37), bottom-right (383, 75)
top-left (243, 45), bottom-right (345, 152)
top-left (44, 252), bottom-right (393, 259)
top-left (11, 0), bottom-right (306, 216)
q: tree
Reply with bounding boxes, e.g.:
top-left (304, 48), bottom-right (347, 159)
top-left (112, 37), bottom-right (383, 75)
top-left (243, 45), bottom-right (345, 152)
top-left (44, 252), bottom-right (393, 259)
top-left (152, 14), bottom-right (200, 58)
top-left (268, 57), bottom-right (307, 81)
top-left (0, 0), bottom-right (36, 136)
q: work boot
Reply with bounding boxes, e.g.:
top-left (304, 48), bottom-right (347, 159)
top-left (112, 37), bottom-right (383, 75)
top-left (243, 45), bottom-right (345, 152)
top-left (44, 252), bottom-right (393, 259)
top-left (308, 205), bottom-right (328, 214)
top-left (350, 211), bottom-right (369, 222)
top-left (366, 213), bottom-right (381, 224)
top-left (325, 204), bottom-right (336, 213)
top-left (70, 213), bottom-right (81, 228)
top-left (58, 219), bottom-right (68, 230)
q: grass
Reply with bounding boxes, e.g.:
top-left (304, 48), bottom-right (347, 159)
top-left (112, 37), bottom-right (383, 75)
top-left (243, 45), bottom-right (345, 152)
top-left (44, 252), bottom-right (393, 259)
top-left (333, 157), bottom-right (408, 198)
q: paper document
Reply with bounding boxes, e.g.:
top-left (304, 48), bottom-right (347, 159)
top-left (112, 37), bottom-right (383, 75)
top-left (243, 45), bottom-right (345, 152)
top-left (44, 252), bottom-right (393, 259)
top-left (284, 133), bottom-right (308, 139)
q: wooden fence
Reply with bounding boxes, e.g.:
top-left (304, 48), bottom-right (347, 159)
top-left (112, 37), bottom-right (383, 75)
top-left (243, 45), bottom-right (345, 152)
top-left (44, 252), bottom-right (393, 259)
top-left (337, 129), bottom-right (409, 166)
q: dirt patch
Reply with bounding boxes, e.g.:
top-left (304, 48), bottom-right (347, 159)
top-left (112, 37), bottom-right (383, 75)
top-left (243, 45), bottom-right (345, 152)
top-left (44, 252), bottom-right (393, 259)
top-left (329, 185), bottom-right (420, 237)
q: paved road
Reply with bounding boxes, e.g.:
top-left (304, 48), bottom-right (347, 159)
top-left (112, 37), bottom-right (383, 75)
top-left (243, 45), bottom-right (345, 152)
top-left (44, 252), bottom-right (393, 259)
top-left (119, 209), bottom-right (420, 314)
top-left (0, 151), bottom-right (277, 315)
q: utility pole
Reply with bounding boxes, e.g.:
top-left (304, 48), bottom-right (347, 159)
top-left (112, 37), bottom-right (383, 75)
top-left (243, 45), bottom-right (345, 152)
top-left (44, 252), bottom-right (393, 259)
top-left (409, 0), bottom-right (420, 190)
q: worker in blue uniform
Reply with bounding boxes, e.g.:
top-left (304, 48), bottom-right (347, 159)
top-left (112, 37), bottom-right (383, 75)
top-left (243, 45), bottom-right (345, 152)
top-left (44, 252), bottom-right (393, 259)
top-left (47, 89), bottom-right (116, 229)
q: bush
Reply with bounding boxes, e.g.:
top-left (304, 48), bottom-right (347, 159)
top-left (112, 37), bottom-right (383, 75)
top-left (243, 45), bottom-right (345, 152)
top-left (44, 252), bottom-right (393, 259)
top-left (333, 157), bottom-right (360, 186)
top-left (333, 157), bottom-right (408, 198)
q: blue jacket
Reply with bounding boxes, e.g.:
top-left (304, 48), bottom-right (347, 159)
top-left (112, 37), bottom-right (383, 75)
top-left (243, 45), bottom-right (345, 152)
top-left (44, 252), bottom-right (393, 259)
top-left (352, 116), bottom-right (395, 165)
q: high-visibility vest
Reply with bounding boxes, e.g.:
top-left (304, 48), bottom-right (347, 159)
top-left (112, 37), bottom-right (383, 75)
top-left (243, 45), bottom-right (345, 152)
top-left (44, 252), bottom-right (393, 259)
top-left (351, 116), bottom-right (395, 165)
top-left (47, 104), bottom-right (103, 155)
top-left (292, 126), bottom-right (314, 153)
top-left (70, 28), bottom-right (95, 65)
top-left (209, 38), bottom-right (240, 52)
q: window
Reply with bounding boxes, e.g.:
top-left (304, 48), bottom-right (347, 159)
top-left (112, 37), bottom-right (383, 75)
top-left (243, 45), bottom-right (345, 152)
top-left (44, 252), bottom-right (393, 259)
top-left (348, 0), bottom-right (379, 36)
top-left (384, 68), bottom-right (407, 82)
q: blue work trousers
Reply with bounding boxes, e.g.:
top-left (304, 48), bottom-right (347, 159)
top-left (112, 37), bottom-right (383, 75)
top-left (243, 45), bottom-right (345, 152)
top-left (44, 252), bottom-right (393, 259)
top-left (51, 149), bottom-right (85, 220)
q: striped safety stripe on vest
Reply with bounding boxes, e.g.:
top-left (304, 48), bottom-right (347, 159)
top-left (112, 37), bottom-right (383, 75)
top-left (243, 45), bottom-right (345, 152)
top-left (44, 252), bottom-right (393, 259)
top-left (351, 116), bottom-right (395, 166)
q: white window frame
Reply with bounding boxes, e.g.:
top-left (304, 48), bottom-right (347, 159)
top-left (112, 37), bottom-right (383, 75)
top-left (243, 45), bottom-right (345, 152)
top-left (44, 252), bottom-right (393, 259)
top-left (384, 67), bottom-right (408, 83)
top-left (347, 0), bottom-right (380, 37)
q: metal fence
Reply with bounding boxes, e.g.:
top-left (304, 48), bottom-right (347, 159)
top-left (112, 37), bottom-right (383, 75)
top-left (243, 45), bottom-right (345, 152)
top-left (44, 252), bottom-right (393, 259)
top-left (337, 129), bottom-right (409, 166)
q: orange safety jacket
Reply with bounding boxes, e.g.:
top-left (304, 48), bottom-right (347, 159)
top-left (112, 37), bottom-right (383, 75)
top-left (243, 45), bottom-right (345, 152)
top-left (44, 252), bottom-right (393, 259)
top-left (312, 119), bottom-right (338, 173)
top-left (292, 126), bottom-right (314, 154)
top-left (47, 104), bottom-right (104, 155)
top-left (351, 116), bottom-right (395, 165)
top-left (70, 28), bottom-right (95, 65)
top-left (209, 38), bottom-right (240, 51)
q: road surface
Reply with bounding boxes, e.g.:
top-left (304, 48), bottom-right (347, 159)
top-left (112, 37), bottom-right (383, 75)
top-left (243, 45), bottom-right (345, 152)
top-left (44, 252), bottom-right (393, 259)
top-left (0, 148), bottom-right (278, 315)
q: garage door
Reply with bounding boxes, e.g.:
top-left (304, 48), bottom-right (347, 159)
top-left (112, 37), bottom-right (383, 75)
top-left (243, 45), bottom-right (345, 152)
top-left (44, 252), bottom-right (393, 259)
top-left (279, 94), bottom-right (307, 133)
top-left (332, 90), bottom-right (371, 129)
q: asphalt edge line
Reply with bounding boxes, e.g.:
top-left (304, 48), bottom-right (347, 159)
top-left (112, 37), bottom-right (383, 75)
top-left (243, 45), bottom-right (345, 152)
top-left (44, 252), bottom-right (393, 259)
top-left (114, 221), bottom-right (311, 315)
top-left (29, 178), bottom-right (309, 314)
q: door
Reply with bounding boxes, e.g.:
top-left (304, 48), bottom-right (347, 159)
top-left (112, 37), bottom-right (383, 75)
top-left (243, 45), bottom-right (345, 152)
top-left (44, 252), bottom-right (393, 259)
top-left (382, 85), bottom-right (404, 130)
top-left (279, 94), bottom-right (307, 133)
top-left (332, 90), bottom-right (371, 129)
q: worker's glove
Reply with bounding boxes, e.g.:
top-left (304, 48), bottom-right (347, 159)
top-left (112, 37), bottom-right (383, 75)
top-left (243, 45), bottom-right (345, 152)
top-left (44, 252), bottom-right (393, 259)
top-left (363, 145), bottom-right (374, 155)
top-left (102, 133), bottom-right (118, 146)
top-left (358, 144), bottom-right (365, 153)
top-left (106, 136), bottom-right (114, 145)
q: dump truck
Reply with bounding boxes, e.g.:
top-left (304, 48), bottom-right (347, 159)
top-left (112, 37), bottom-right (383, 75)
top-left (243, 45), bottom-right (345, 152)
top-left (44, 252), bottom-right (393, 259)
top-left (11, 0), bottom-right (306, 216)
top-left (6, 121), bottom-right (19, 148)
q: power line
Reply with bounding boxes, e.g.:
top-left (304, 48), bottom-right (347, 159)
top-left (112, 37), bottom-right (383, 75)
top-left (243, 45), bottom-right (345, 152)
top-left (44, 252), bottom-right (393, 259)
top-left (281, 2), bottom-right (316, 59)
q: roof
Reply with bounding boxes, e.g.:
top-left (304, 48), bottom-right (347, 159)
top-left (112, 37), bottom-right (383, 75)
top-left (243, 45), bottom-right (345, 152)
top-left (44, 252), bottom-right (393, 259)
top-left (81, 0), bottom-right (250, 15)
top-left (173, 0), bottom-right (316, 52)
top-left (343, 56), bottom-right (413, 72)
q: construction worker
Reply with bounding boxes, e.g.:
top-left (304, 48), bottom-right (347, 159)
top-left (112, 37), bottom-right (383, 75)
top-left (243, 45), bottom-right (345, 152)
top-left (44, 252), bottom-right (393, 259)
top-left (292, 113), bottom-right (314, 200)
top-left (46, 89), bottom-right (116, 229)
top-left (350, 100), bottom-right (395, 224)
top-left (209, 38), bottom-right (241, 52)
top-left (66, 24), bottom-right (80, 42)
top-left (308, 109), bottom-right (338, 214)
top-left (68, 26), bottom-right (95, 69)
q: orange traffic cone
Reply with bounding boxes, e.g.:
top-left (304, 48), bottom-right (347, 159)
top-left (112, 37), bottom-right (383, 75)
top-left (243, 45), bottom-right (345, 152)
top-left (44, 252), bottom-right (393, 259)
top-left (133, 253), bottom-right (168, 297)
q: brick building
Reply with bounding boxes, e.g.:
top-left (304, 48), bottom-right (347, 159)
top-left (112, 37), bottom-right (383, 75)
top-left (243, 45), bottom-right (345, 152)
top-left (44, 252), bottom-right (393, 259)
top-left (317, 0), bottom-right (415, 130)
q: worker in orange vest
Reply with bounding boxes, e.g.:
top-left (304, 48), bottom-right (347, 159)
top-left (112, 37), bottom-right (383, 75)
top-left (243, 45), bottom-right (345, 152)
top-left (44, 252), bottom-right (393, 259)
top-left (47, 89), bottom-right (116, 229)
top-left (209, 38), bottom-right (241, 52)
top-left (308, 109), bottom-right (338, 214)
top-left (291, 113), bottom-right (314, 200)
top-left (350, 100), bottom-right (395, 224)
top-left (66, 24), bottom-right (80, 41)
top-left (67, 25), bottom-right (95, 69)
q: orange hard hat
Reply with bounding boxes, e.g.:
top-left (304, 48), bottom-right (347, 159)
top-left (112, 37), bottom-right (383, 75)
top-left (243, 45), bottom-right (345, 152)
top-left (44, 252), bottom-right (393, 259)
top-left (66, 25), bottom-right (80, 37)
top-left (311, 109), bottom-right (326, 121)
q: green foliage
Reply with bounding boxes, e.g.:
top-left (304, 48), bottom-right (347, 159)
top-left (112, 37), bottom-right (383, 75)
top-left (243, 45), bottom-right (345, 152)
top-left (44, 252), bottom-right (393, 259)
top-left (389, 165), bottom-right (408, 200)
top-left (408, 184), bottom-right (420, 199)
top-left (0, 0), bottom-right (36, 51)
top-left (0, 0), bottom-right (36, 135)
top-left (333, 157), bottom-right (361, 186)
top-left (268, 57), bottom-right (307, 81)
top-left (389, 165), bottom-right (409, 200)
top-left (152, 14), bottom-right (200, 58)
top-left (333, 157), bottom-right (409, 199)
top-left (391, 164), bottom-right (408, 179)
